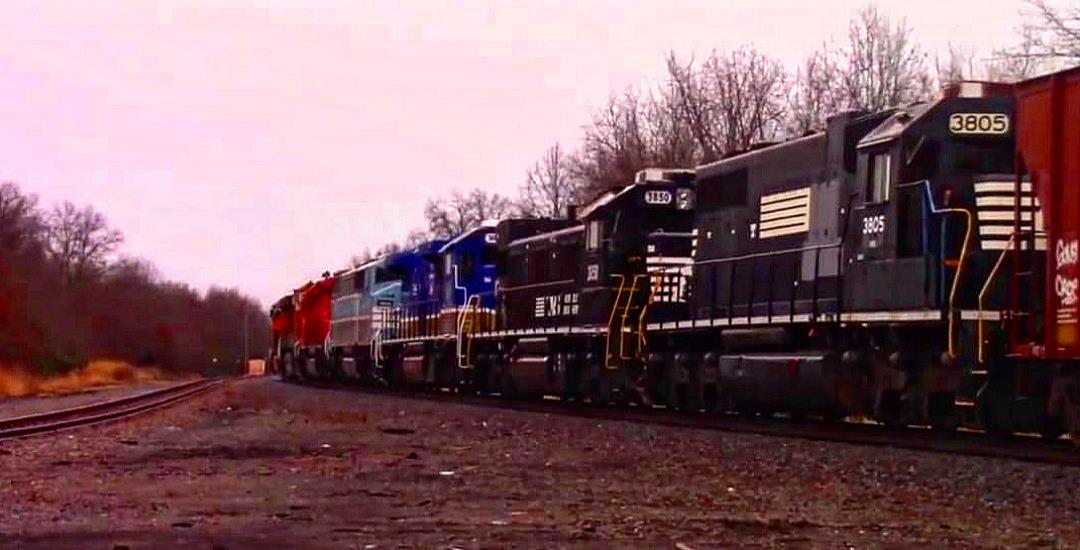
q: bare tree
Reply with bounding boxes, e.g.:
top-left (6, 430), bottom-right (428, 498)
top-left (643, 80), bottom-right (701, 169)
top-left (517, 143), bottom-right (583, 218)
top-left (44, 201), bottom-right (124, 282)
top-left (935, 44), bottom-right (981, 88)
top-left (666, 47), bottom-right (788, 159)
top-left (424, 188), bottom-right (512, 238)
top-left (404, 228), bottom-right (430, 248)
top-left (570, 89), bottom-right (653, 196)
top-left (838, 7), bottom-right (933, 112)
top-left (705, 47), bottom-right (788, 151)
top-left (349, 227), bottom-right (438, 267)
top-left (990, 24), bottom-right (1046, 81)
top-left (0, 182), bottom-right (43, 253)
top-left (994, 1), bottom-right (1080, 79)
top-left (786, 48), bottom-right (845, 136)
top-left (665, 53), bottom-right (722, 162)
top-left (1023, 0), bottom-right (1080, 62)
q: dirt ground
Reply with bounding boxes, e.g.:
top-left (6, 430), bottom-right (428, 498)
top-left (0, 377), bottom-right (1078, 549)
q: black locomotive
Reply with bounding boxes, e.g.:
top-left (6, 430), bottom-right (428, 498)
top-left (275, 79), bottom-right (1076, 438)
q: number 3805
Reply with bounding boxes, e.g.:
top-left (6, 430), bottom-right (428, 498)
top-left (949, 113), bottom-right (1009, 135)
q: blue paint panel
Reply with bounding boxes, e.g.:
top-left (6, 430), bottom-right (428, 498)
top-left (439, 228), bottom-right (498, 310)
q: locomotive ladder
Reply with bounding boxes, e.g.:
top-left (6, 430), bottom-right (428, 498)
top-left (619, 274), bottom-right (649, 360)
top-left (605, 275), bottom-right (628, 368)
top-left (605, 273), bottom-right (649, 368)
top-left (456, 294), bottom-right (482, 368)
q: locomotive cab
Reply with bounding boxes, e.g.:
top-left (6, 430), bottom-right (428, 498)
top-left (438, 223), bottom-right (499, 334)
top-left (845, 82), bottom-right (1018, 320)
top-left (576, 169), bottom-right (697, 330)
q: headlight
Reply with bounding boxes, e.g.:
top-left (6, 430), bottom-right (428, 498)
top-left (676, 188), bottom-right (695, 210)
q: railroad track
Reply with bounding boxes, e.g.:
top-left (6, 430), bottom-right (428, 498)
top-left (0, 379), bottom-right (223, 441)
top-left (292, 379), bottom-right (1080, 467)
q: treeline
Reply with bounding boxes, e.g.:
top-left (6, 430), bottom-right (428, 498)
top-left (0, 182), bottom-right (268, 376)
top-left (355, 3), bottom-right (1080, 264)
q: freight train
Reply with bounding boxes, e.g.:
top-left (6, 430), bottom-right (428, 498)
top-left (270, 68), bottom-right (1080, 439)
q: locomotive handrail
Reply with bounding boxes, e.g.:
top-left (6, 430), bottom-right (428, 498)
top-left (499, 279), bottom-right (577, 292)
top-left (605, 274), bottom-right (628, 368)
top-left (698, 243), bottom-right (840, 324)
top-left (920, 180), bottom-right (973, 360)
top-left (694, 242), bottom-right (841, 267)
top-left (619, 274), bottom-right (648, 360)
top-left (456, 294), bottom-right (482, 368)
top-left (978, 232), bottom-right (1017, 364)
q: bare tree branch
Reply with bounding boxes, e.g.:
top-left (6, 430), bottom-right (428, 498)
top-left (517, 143), bottom-right (583, 218)
top-left (44, 201), bottom-right (123, 283)
top-left (995, 1), bottom-right (1080, 78)
top-left (839, 7), bottom-right (933, 112)
top-left (424, 188), bottom-right (512, 238)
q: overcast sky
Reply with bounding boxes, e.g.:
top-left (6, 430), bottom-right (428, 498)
top-left (0, 0), bottom-right (1056, 306)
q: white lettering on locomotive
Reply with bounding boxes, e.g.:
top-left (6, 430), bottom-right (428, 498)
top-left (586, 264), bottom-right (599, 282)
top-left (948, 113), bottom-right (1009, 135)
top-left (644, 189), bottom-right (674, 205)
top-left (861, 214), bottom-right (885, 235)
top-left (533, 292), bottom-right (580, 318)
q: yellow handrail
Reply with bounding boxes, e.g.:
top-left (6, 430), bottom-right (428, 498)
top-left (940, 207), bottom-right (973, 360)
top-left (637, 270), bottom-right (661, 355)
top-left (619, 274), bottom-right (648, 359)
top-left (456, 294), bottom-right (481, 368)
top-left (977, 232), bottom-right (1016, 364)
top-left (605, 274), bottom-right (627, 368)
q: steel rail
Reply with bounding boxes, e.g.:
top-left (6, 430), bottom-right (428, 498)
top-left (0, 379), bottom-right (222, 440)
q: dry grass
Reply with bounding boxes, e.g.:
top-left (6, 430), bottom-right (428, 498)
top-left (0, 360), bottom-right (161, 398)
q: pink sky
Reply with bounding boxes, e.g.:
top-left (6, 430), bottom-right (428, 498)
top-left (0, 0), bottom-right (1044, 306)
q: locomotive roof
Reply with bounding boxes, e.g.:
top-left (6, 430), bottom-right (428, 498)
top-left (507, 223), bottom-right (584, 247)
top-left (576, 167), bottom-right (693, 220)
top-left (438, 220), bottom-right (497, 253)
top-left (575, 184), bottom-right (638, 220)
top-left (695, 131), bottom-right (824, 176)
top-left (857, 102), bottom-right (930, 149)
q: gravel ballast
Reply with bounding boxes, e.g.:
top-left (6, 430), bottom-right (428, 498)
top-left (0, 377), bottom-right (1077, 548)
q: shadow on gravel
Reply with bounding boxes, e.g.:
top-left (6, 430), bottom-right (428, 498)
top-left (0, 530), bottom-right (291, 550)
top-left (119, 444), bottom-right (298, 463)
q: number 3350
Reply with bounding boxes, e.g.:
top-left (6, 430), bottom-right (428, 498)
top-left (949, 113), bottom-right (1009, 135)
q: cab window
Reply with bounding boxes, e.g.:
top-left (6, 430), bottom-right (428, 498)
top-left (586, 220), bottom-right (604, 251)
top-left (481, 244), bottom-right (497, 265)
top-left (460, 252), bottom-right (476, 279)
top-left (867, 153), bottom-right (891, 203)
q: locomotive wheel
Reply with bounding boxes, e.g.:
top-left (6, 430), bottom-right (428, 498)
top-left (297, 353), bottom-right (311, 381)
top-left (928, 392), bottom-right (960, 432)
top-left (589, 377), bottom-right (611, 405)
top-left (280, 354), bottom-right (293, 380)
top-left (500, 373), bottom-right (519, 399)
top-left (1040, 416), bottom-right (1066, 441)
top-left (702, 385), bottom-right (719, 413)
top-left (976, 387), bottom-right (1013, 436)
top-left (330, 352), bottom-right (346, 382)
top-left (876, 390), bottom-right (906, 429)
